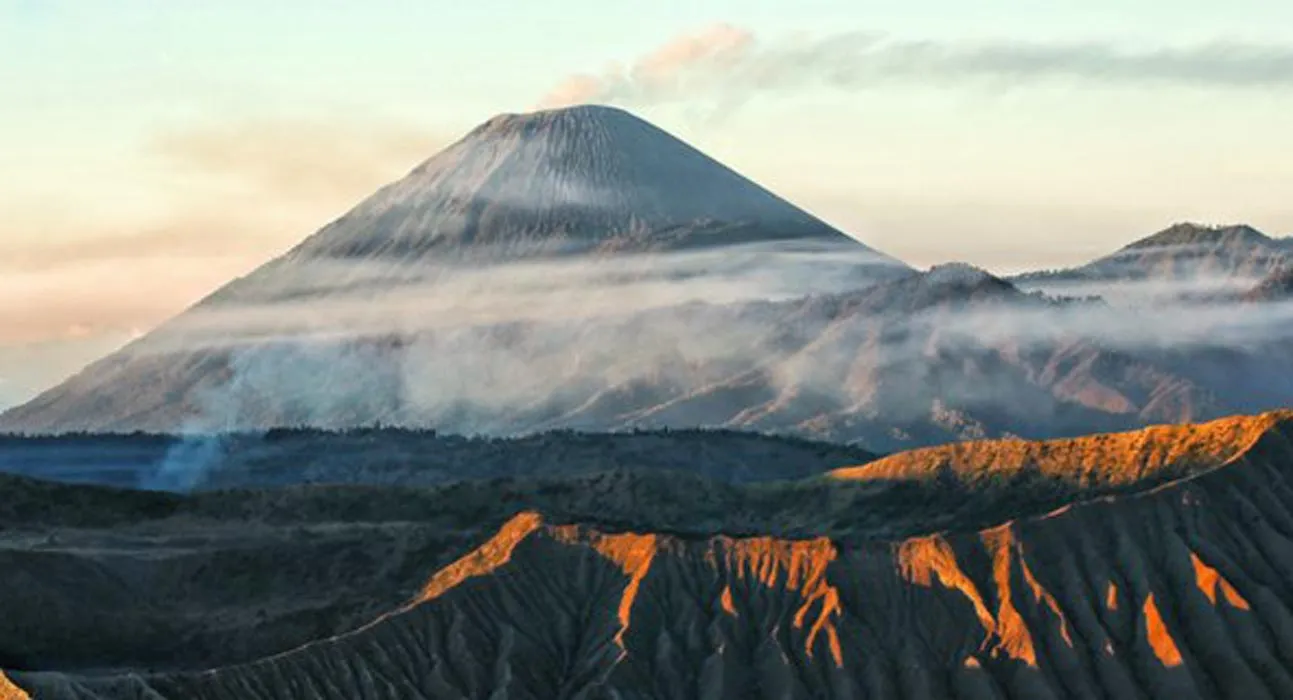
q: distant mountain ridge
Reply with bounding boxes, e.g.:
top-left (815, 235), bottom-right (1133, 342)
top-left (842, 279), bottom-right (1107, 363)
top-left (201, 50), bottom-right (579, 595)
top-left (1123, 222), bottom-right (1270, 250)
top-left (1013, 222), bottom-right (1291, 288)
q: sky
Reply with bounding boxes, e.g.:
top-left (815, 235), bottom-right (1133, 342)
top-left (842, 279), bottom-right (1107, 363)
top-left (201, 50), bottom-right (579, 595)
top-left (3, 0), bottom-right (1293, 408)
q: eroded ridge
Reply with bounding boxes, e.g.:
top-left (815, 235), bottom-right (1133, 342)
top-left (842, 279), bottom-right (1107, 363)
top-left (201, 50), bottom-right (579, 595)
top-left (12, 412), bottom-right (1293, 698)
top-left (0, 673), bottom-right (29, 700)
top-left (832, 410), bottom-right (1293, 491)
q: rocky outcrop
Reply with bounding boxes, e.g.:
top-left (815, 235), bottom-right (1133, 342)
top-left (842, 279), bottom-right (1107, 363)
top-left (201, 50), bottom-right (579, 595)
top-left (832, 410), bottom-right (1283, 489)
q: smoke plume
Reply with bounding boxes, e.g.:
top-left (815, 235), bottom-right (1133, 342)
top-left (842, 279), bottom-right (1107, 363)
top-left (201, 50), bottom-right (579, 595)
top-left (539, 25), bottom-right (1293, 109)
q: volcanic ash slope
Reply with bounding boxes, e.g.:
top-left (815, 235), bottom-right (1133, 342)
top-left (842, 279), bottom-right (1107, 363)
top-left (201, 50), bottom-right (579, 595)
top-left (14, 412), bottom-right (1293, 698)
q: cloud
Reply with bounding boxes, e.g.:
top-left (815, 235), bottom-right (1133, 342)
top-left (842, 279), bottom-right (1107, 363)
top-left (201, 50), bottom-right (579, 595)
top-left (131, 239), bottom-right (902, 353)
top-left (112, 240), bottom-right (903, 489)
top-left (0, 257), bottom-right (228, 346)
top-left (539, 24), bottom-right (755, 107)
top-left (0, 117), bottom-right (451, 406)
top-left (0, 331), bottom-right (142, 411)
top-left (1015, 272), bottom-right (1265, 305)
top-left (149, 119), bottom-right (447, 202)
top-left (943, 294), bottom-right (1293, 353)
top-left (0, 118), bottom-right (451, 347)
top-left (117, 257), bottom-right (1293, 490)
top-left (537, 25), bottom-right (1293, 109)
top-left (538, 24), bottom-right (756, 108)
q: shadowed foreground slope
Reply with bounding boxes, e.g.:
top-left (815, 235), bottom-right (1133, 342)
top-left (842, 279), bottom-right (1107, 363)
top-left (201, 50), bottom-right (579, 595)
top-left (0, 427), bottom-right (877, 491)
top-left (9, 412), bottom-right (1293, 698)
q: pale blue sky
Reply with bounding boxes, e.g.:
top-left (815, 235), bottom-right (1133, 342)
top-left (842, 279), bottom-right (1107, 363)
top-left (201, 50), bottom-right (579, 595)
top-left (3, 1), bottom-right (1293, 407)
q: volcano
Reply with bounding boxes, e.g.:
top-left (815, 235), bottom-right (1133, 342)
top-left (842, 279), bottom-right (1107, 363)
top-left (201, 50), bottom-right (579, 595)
top-left (0, 105), bottom-right (902, 436)
top-left (281, 104), bottom-right (871, 262)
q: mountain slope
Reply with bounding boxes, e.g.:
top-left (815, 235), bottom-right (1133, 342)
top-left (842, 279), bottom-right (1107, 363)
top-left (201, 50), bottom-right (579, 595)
top-left (9, 412), bottom-right (1293, 698)
top-left (281, 104), bottom-right (868, 262)
top-left (1243, 266), bottom-right (1293, 302)
top-left (600, 264), bottom-right (1225, 450)
top-left (0, 427), bottom-right (879, 492)
top-left (0, 105), bottom-right (902, 437)
top-left (1, 264), bottom-right (1236, 453)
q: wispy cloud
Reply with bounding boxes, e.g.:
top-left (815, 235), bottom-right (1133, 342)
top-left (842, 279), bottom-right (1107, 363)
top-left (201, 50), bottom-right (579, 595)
top-left (538, 24), bottom-right (1293, 109)
top-left (0, 117), bottom-right (449, 405)
top-left (103, 259), bottom-right (1293, 460)
top-left (133, 240), bottom-right (901, 353)
top-left (0, 117), bottom-right (450, 346)
top-left (149, 118), bottom-right (446, 202)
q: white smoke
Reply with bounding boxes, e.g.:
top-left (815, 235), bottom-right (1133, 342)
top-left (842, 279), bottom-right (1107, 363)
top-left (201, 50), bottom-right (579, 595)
top-left (137, 239), bottom-right (903, 354)
top-left (113, 243), bottom-right (1293, 490)
top-left (540, 25), bottom-right (1293, 110)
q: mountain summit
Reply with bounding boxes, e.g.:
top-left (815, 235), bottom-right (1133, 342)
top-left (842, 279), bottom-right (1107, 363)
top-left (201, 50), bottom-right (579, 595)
top-left (1121, 222), bottom-right (1272, 251)
top-left (1012, 222), bottom-right (1289, 288)
top-left (280, 104), bottom-right (873, 263)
